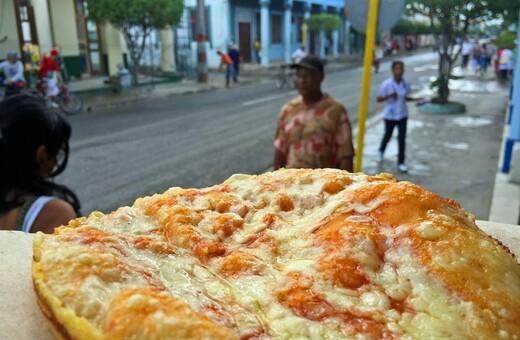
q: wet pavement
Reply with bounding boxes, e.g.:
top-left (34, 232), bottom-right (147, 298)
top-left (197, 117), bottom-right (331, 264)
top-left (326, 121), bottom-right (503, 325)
top-left (66, 51), bottom-right (518, 224)
top-left (359, 87), bottom-right (508, 221)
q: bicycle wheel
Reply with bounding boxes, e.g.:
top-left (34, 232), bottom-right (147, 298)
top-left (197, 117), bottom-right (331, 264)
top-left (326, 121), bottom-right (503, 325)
top-left (21, 88), bottom-right (42, 98)
top-left (275, 75), bottom-right (285, 89)
top-left (57, 92), bottom-right (83, 115)
top-left (287, 73), bottom-right (295, 89)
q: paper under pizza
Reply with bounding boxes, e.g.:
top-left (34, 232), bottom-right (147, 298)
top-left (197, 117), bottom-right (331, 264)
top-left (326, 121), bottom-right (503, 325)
top-left (32, 169), bottom-right (520, 339)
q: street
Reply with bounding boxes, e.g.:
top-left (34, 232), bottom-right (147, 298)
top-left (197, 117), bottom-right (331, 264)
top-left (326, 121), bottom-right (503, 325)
top-left (59, 51), bottom-right (507, 219)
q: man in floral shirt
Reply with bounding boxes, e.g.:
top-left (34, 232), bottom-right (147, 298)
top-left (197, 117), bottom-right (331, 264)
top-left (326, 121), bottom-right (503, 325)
top-left (273, 56), bottom-right (355, 171)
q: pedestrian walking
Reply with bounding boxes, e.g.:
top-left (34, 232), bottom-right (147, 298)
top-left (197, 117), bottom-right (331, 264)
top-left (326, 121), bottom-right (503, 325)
top-left (376, 61), bottom-right (421, 173)
top-left (0, 94), bottom-right (80, 234)
top-left (273, 56), bottom-right (355, 171)
top-left (228, 43), bottom-right (240, 82)
top-left (254, 39), bottom-right (261, 64)
top-left (471, 43), bottom-right (482, 73)
top-left (461, 37), bottom-right (473, 69)
top-left (479, 43), bottom-right (492, 74)
top-left (373, 43), bottom-right (384, 73)
top-left (217, 50), bottom-right (236, 87)
top-left (498, 46), bottom-right (514, 80)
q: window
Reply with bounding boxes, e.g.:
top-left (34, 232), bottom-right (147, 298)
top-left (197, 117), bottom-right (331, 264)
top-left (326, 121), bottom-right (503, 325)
top-left (271, 14), bottom-right (282, 44)
top-left (297, 17), bottom-right (304, 43)
top-left (190, 8), bottom-right (210, 42)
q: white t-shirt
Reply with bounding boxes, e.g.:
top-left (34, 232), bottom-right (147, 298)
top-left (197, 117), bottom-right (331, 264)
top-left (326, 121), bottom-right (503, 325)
top-left (461, 41), bottom-right (473, 56)
top-left (378, 77), bottom-right (411, 121)
top-left (499, 49), bottom-right (514, 70)
top-left (374, 47), bottom-right (384, 60)
top-left (0, 60), bottom-right (25, 83)
top-left (291, 49), bottom-right (306, 63)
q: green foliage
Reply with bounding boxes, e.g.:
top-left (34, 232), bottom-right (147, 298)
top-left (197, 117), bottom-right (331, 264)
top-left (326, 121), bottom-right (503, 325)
top-left (87, 0), bottom-right (184, 84)
top-left (406, 0), bottom-right (519, 103)
top-left (494, 30), bottom-right (517, 49)
top-left (87, 0), bottom-right (184, 30)
top-left (391, 19), bottom-right (439, 35)
top-left (306, 13), bottom-right (341, 33)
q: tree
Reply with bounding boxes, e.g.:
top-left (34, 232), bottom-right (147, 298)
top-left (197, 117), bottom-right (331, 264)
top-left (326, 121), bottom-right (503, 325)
top-left (407, 0), bottom-right (519, 104)
top-left (88, 0), bottom-right (184, 84)
top-left (306, 13), bottom-right (341, 56)
top-left (306, 13), bottom-right (341, 34)
top-left (391, 18), bottom-right (439, 35)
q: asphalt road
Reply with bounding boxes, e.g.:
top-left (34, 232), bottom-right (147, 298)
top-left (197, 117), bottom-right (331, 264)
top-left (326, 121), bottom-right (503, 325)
top-left (60, 52), bottom-right (448, 215)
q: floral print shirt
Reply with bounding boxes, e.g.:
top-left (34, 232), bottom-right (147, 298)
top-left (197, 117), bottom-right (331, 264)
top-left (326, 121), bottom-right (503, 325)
top-left (274, 95), bottom-right (355, 169)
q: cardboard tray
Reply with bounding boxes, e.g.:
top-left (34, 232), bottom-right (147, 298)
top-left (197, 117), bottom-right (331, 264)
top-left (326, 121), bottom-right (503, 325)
top-left (1, 220), bottom-right (518, 339)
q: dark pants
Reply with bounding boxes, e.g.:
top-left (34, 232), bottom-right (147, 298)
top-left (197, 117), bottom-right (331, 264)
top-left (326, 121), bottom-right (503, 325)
top-left (462, 54), bottom-right (469, 68)
top-left (225, 65), bottom-right (238, 87)
top-left (4, 83), bottom-right (23, 98)
top-left (379, 117), bottom-right (407, 164)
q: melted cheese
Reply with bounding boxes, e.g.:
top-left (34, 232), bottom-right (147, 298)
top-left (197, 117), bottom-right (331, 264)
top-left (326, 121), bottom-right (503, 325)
top-left (33, 169), bottom-right (520, 339)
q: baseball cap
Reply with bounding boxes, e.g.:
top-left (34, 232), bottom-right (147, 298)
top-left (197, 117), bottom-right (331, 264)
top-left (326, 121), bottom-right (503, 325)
top-left (7, 51), bottom-right (18, 58)
top-left (290, 55), bottom-right (324, 73)
top-left (50, 48), bottom-right (59, 56)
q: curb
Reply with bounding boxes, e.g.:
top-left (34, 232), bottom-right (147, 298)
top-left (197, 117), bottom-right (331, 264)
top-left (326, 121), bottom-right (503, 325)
top-left (75, 48), bottom-right (431, 113)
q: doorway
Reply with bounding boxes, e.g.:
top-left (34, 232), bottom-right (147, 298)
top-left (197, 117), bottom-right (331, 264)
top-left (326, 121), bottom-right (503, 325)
top-left (238, 22), bottom-right (251, 62)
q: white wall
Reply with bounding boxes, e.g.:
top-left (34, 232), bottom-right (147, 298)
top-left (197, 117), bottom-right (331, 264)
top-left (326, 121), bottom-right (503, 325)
top-left (183, 0), bottom-right (231, 68)
top-left (48, 0), bottom-right (79, 56)
top-left (32, 0), bottom-right (53, 53)
top-left (0, 0), bottom-right (21, 57)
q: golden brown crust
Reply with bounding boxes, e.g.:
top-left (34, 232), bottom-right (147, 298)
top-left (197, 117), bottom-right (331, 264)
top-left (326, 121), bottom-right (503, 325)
top-left (33, 169), bottom-right (520, 339)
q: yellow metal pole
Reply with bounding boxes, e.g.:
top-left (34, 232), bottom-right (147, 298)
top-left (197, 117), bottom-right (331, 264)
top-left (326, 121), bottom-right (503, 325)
top-left (302, 23), bottom-right (307, 46)
top-left (354, 0), bottom-right (380, 172)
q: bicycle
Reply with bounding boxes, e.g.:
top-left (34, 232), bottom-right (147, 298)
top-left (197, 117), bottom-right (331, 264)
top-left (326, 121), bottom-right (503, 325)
top-left (275, 64), bottom-right (295, 89)
top-left (0, 79), bottom-right (26, 98)
top-left (23, 80), bottom-right (83, 115)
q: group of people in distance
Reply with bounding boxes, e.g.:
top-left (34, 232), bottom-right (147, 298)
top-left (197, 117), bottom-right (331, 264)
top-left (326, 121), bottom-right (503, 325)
top-left (217, 42), bottom-right (241, 87)
top-left (0, 48), bottom-right (63, 102)
top-left (461, 36), bottom-right (514, 80)
top-left (0, 49), bottom-right (417, 235)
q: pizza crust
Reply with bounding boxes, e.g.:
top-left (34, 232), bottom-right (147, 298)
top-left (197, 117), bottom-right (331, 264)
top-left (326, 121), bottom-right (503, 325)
top-left (30, 169), bottom-right (520, 338)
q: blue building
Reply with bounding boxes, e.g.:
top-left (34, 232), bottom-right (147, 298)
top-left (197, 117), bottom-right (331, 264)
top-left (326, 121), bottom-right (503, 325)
top-left (177, 0), bottom-right (347, 69)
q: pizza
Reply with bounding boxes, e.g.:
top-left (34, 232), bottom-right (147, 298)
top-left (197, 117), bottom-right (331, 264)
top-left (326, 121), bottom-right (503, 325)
top-left (32, 168), bottom-right (520, 339)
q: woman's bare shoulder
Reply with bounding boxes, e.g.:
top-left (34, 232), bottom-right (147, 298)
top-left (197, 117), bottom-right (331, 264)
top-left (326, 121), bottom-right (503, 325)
top-left (31, 199), bottom-right (76, 234)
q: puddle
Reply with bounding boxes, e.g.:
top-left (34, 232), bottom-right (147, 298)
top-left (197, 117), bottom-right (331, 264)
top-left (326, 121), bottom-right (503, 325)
top-left (414, 64), bottom-right (438, 72)
top-left (451, 117), bottom-right (493, 128)
top-left (443, 142), bottom-right (469, 150)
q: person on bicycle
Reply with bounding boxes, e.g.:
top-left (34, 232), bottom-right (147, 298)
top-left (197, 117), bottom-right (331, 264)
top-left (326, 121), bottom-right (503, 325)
top-left (0, 51), bottom-right (26, 97)
top-left (38, 48), bottom-right (63, 105)
top-left (273, 56), bottom-right (355, 172)
top-left (0, 94), bottom-right (81, 233)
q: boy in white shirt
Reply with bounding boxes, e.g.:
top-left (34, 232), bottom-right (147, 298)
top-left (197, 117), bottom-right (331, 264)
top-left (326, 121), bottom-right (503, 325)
top-left (376, 61), bottom-right (420, 173)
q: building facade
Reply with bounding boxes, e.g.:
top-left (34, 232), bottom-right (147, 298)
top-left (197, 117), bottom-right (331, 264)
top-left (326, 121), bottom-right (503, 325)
top-left (0, 0), bottom-right (352, 80)
top-left (0, 0), bottom-right (176, 79)
top-left (177, 0), bottom-right (347, 69)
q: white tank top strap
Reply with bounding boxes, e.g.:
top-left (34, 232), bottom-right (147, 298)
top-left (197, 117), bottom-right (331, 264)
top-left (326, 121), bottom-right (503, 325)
top-left (21, 196), bottom-right (55, 233)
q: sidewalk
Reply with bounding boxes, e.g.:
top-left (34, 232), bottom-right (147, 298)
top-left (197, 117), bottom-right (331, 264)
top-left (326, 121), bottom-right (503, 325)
top-left (356, 67), bottom-right (519, 224)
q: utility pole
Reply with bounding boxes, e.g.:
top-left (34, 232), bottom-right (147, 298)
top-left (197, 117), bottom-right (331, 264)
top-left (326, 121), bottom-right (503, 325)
top-left (196, 0), bottom-right (208, 83)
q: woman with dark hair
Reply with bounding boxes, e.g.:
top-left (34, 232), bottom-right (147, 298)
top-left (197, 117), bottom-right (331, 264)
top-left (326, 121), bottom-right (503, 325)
top-left (0, 94), bottom-right (80, 233)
